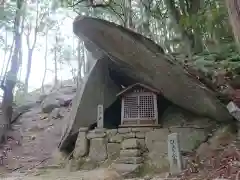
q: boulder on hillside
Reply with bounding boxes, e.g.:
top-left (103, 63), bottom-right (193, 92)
top-left (41, 97), bottom-right (60, 113)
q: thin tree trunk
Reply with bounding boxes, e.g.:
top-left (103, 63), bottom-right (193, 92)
top-left (0, 31), bottom-right (8, 81)
top-left (41, 31), bottom-right (48, 93)
top-left (77, 39), bottom-right (82, 87)
top-left (24, 49), bottom-right (33, 93)
top-left (141, 0), bottom-right (152, 38)
top-left (164, 0), bottom-right (192, 54)
top-left (1, 0), bottom-right (23, 143)
top-left (225, 0), bottom-right (240, 47)
top-left (124, 0), bottom-right (133, 29)
top-left (54, 36), bottom-right (58, 87)
top-left (18, 11), bottom-right (25, 80)
top-left (24, 0), bottom-right (39, 93)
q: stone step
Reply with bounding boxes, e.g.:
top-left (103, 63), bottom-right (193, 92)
top-left (111, 163), bottom-right (142, 177)
top-left (120, 149), bottom-right (141, 157)
top-left (117, 157), bottom-right (144, 164)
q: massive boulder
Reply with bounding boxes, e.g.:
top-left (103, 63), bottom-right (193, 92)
top-left (58, 16), bottom-right (233, 151)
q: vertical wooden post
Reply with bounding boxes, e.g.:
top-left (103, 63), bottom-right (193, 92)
top-left (97, 104), bottom-right (104, 128)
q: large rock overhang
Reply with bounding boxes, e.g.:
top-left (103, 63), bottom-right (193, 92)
top-left (72, 16), bottom-right (232, 122)
top-left (58, 16), bottom-right (234, 152)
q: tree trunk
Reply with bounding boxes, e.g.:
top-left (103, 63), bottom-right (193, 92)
top-left (124, 0), bottom-right (133, 29)
top-left (1, 0), bottom-right (23, 143)
top-left (18, 11), bottom-right (25, 80)
top-left (225, 0), bottom-right (240, 47)
top-left (24, 0), bottom-right (39, 93)
top-left (24, 49), bottom-right (33, 93)
top-left (164, 0), bottom-right (192, 54)
top-left (41, 31), bottom-right (48, 93)
top-left (54, 36), bottom-right (58, 87)
top-left (141, 0), bottom-right (152, 38)
top-left (77, 39), bottom-right (82, 87)
top-left (164, 0), bottom-right (203, 54)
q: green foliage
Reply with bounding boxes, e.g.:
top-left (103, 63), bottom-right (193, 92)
top-left (0, 2), bottom-right (16, 30)
top-left (187, 42), bottom-right (240, 77)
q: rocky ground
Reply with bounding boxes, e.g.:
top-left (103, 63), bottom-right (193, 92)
top-left (0, 83), bottom-right (77, 178)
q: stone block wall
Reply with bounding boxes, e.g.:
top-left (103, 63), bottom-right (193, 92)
top-left (73, 125), bottom-right (210, 173)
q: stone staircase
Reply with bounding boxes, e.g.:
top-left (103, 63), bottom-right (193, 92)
top-left (111, 138), bottom-right (143, 177)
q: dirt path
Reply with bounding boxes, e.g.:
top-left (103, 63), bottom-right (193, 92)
top-left (2, 168), bottom-right (127, 180)
top-left (0, 105), bottom-right (67, 175)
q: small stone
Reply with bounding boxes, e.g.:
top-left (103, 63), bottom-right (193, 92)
top-left (30, 135), bottom-right (36, 140)
top-left (117, 157), bottom-right (143, 164)
top-left (87, 132), bottom-right (106, 139)
top-left (122, 139), bottom-right (140, 149)
top-left (120, 149), bottom-right (141, 157)
top-left (135, 132), bottom-right (145, 139)
top-left (109, 134), bottom-right (123, 143)
top-left (118, 128), bottom-right (131, 134)
top-left (131, 128), bottom-right (153, 132)
top-left (122, 132), bottom-right (135, 139)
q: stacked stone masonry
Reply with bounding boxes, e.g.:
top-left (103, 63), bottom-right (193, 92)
top-left (73, 126), bottom-right (210, 174)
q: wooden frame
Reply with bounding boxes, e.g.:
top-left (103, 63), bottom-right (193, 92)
top-left (118, 83), bottom-right (159, 127)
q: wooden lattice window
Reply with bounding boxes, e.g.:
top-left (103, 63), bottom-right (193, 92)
top-left (117, 83), bottom-right (159, 126)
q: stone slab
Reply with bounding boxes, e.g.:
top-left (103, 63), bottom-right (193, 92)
top-left (117, 157), bottom-right (143, 164)
top-left (106, 129), bottom-right (118, 136)
top-left (118, 128), bottom-right (132, 134)
top-left (112, 163), bottom-right (142, 175)
top-left (122, 132), bottom-right (136, 139)
top-left (109, 134), bottom-right (123, 143)
top-left (122, 139), bottom-right (140, 149)
top-left (79, 127), bottom-right (89, 132)
top-left (89, 138), bottom-right (107, 162)
top-left (131, 127), bottom-right (153, 132)
top-left (135, 132), bottom-right (145, 139)
top-left (73, 131), bottom-right (88, 158)
top-left (87, 132), bottom-right (106, 139)
top-left (107, 143), bottom-right (121, 160)
top-left (120, 149), bottom-right (141, 157)
top-left (168, 133), bottom-right (182, 174)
